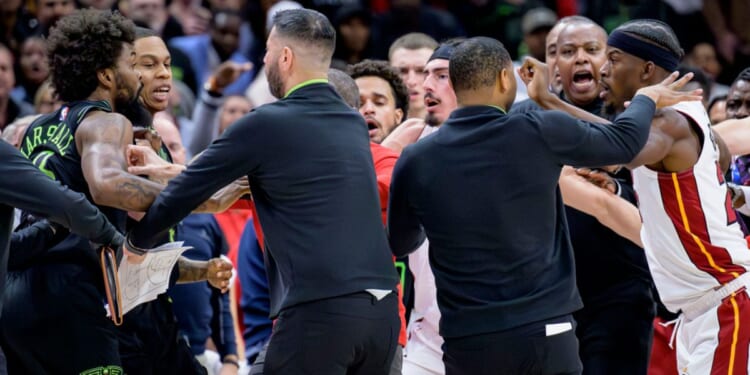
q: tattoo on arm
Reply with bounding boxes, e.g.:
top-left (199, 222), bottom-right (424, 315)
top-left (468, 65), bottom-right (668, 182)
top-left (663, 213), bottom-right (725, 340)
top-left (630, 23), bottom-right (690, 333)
top-left (177, 257), bottom-right (208, 283)
top-left (78, 112), bottom-right (165, 211)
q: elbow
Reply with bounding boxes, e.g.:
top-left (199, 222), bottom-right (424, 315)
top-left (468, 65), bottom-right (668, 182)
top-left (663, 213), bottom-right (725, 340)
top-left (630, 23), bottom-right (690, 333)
top-left (88, 177), bottom-right (119, 208)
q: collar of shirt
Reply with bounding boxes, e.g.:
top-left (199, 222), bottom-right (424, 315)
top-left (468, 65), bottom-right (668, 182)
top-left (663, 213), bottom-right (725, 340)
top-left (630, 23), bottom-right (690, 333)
top-left (284, 79), bottom-right (329, 98)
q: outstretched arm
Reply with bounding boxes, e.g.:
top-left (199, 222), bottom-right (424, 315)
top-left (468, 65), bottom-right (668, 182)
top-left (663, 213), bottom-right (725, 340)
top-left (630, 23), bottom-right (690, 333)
top-left (0, 140), bottom-right (122, 246)
top-left (559, 167), bottom-right (643, 247)
top-left (520, 57), bottom-right (701, 170)
top-left (713, 117), bottom-right (750, 156)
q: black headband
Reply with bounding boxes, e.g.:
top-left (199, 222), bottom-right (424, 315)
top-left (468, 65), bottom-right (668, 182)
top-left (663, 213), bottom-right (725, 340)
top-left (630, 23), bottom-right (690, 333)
top-left (607, 30), bottom-right (680, 72)
top-left (428, 44), bottom-right (455, 62)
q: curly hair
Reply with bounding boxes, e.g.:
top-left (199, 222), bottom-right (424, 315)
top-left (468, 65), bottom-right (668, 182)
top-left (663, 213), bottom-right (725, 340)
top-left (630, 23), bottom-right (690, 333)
top-left (46, 9), bottom-right (135, 102)
top-left (349, 59), bottom-right (409, 116)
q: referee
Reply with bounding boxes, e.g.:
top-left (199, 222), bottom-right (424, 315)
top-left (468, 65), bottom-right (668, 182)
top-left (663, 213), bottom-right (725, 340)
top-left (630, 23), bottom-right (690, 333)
top-left (126, 9), bottom-right (400, 375)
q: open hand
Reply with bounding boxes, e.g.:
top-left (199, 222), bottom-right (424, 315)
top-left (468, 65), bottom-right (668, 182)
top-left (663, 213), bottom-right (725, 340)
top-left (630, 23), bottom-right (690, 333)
top-left (127, 144), bottom-right (184, 181)
top-left (632, 71), bottom-right (703, 109)
top-left (575, 168), bottom-right (617, 194)
top-left (211, 61), bottom-right (254, 92)
top-left (381, 118), bottom-right (426, 153)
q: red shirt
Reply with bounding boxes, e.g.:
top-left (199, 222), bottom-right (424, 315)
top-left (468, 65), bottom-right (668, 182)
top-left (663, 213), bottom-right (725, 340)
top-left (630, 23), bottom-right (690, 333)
top-left (370, 143), bottom-right (408, 347)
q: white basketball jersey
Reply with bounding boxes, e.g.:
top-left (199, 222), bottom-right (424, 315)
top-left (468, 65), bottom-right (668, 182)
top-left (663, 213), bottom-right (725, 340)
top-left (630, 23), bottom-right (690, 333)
top-left (633, 101), bottom-right (750, 313)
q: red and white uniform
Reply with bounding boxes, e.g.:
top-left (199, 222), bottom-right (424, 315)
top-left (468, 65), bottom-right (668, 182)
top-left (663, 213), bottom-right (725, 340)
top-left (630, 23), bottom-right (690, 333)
top-left (634, 101), bottom-right (750, 374)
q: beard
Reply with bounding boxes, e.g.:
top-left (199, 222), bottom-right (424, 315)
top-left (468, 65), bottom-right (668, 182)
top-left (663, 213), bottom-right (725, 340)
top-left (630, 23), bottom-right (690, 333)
top-left (425, 112), bottom-right (442, 127)
top-left (267, 62), bottom-right (284, 99)
top-left (114, 78), bottom-right (150, 127)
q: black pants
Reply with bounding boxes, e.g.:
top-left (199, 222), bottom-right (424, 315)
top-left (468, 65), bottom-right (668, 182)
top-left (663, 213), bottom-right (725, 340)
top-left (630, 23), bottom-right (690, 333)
top-left (575, 300), bottom-right (655, 375)
top-left (116, 295), bottom-right (207, 375)
top-left (262, 291), bottom-right (400, 375)
top-left (0, 264), bottom-right (122, 375)
top-left (443, 315), bottom-right (582, 375)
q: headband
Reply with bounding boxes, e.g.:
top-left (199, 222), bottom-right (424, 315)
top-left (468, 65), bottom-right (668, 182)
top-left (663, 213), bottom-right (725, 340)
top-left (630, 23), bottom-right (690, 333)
top-left (607, 30), bottom-right (680, 72)
top-left (428, 44), bottom-right (455, 62)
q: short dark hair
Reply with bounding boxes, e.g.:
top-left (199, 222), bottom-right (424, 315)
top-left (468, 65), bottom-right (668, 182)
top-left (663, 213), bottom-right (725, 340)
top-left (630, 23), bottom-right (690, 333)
top-left (328, 68), bottom-right (360, 108)
top-left (47, 9), bottom-right (135, 102)
top-left (388, 32), bottom-right (438, 60)
top-left (449, 37), bottom-right (511, 92)
top-left (273, 9), bottom-right (336, 58)
top-left (612, 19), bottom-right (684, 60)
top-left (135, 26), bottom-right (157, 39)
top-left (734, 67), bottom-right (750, 85)
top-left (349, 59), bottom-right (409, 117)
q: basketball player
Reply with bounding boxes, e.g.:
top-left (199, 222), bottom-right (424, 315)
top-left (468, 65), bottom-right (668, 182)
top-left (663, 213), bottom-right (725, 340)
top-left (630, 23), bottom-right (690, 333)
top-left (522, 19), bottom-right (750, 374)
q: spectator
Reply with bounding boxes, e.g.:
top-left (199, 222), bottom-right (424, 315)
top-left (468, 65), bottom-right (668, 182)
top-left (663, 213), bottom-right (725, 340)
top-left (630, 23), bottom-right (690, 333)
top-left (372, 0), bottom-right (465, 59)
top-left (520, 7), bottom-right (556, 61)
top-left (12, 36), bottom-right (48, 105)
top-left (170, 8), bottom-right (255, 96)
top-left (0, 44), bottom-right (33, 131)
top-left (332, 5), bottom-right (374, 65)
top-left (388, 32), bottom-right (437, 120)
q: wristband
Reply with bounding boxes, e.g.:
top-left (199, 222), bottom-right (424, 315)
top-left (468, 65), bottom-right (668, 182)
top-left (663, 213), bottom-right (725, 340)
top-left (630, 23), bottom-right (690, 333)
top-left (222, 358), bottom-right (240, 368)
top-left (124, 235), bottom-right (148, 256)
top-left (203, 78), bottom-right (222, 97)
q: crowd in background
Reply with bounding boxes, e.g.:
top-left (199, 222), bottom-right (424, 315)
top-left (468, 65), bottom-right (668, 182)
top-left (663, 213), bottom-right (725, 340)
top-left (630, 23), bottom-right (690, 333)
top-left (1, 1), bottom-right (750, 374)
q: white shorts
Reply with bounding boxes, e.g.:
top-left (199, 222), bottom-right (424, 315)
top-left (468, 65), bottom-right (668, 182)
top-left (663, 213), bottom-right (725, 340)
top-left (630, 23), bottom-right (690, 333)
top-left (676, 289), bottom-right (750, 374)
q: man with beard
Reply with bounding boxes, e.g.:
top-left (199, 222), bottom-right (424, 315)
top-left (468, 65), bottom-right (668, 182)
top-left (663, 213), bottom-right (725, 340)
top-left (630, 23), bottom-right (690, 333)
top-left (0, 10), bottom-right (146, 374)
top-left (125, 9), bottom-right (400, 375)
top-left (513, 18), bottom-right (657, 374)
top-left (522, 19), bottom-right (750, 374)
top-left (351, 59), bottom-right (409, 144)
top-left (1, 10), bottom-right (238, 374)
top-left (113, 27), bottom-right (238, 375)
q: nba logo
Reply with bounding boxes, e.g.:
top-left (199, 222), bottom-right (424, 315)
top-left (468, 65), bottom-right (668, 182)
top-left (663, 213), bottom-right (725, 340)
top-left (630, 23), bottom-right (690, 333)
top-left (59, 106), bottom-right (69, 121)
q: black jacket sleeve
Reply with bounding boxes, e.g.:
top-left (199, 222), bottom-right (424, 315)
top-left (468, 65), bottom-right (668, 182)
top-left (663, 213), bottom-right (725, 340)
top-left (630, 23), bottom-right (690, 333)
top-left (8, 220), bottom-right (67, 270)
top-left (128, 110), bottom-right (263, 250)
top-left (0, 141), bottom-right (122, 246)
top-left (387, 147), bottom-right (426, 257)
top-left (533, 95), bottom-right (656, 167)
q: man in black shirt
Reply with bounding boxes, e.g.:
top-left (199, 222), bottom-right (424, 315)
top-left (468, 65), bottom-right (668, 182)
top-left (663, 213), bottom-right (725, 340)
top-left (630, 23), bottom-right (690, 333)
top-left (0, 139), bottom-right (124, 374)
top-left (387, 36), bottom-right (698, 374)
top-left (126, 9), bottom-right (400, 375)
top-left (512, 19), bottom-right (656, 374)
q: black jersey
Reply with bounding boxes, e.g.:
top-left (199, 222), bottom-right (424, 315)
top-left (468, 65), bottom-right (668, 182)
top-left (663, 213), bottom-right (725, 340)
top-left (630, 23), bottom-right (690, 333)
top-left (19, 100), bottom-right (128, 267)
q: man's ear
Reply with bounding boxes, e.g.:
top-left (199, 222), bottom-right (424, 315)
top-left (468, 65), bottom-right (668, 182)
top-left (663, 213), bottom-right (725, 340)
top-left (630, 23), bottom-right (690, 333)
top-left (641, 61), bottom-right (656, 82)
top-left (497, 68), bottom-right (511, 93)
top-left (280, 46), bottom-right (293, 72)
top-left (394, 108), bottom-right (404, 125)
top-left (98, 67), bottom-right (115, 90)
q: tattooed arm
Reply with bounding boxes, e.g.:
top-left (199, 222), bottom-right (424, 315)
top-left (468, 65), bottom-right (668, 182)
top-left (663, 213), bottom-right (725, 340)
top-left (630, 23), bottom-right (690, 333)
top-left (177, 256), bottom-right (233, 292)
top-left (77, 112), bottom-right (165, 212)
